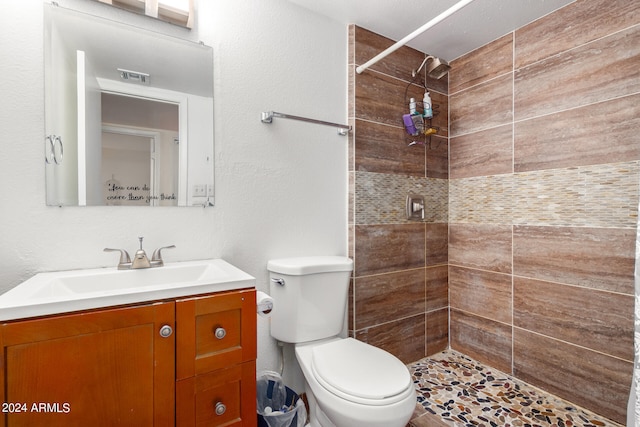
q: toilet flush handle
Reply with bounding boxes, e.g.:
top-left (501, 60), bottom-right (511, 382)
top-left (271, 278), bottom-right (285, 286)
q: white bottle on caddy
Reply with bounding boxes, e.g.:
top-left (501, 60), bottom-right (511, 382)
top-left (423, 91), bottom-right (433, 119)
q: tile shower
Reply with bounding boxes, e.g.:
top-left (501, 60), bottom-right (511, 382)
top-left (348, 0), bottom-right (640, 424)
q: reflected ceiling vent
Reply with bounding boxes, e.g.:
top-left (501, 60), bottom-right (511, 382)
top-left (117, 68), bottom-right (150, 85)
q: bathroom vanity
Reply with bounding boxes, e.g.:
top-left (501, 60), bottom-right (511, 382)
top-left (0, 260), bottom-right (257, 427)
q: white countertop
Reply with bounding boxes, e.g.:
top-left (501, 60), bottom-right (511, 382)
top-left (0, 259), bottom-right (255, 321)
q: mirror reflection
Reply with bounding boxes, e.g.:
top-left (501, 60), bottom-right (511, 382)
top-left (44, 3), bottom-right (214, 207)
top-left (102, 94), bottom-right (179, 206)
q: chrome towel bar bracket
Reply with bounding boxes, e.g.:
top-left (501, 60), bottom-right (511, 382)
top-left (261, 111), bottom-right (351, 136)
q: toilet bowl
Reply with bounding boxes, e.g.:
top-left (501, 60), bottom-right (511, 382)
top-left (267, 256), bottom-right (417, 427)
top-left (295, 337), bottom-right (416, 427)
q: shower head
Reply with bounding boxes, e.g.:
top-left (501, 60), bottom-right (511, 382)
top-left (425, 57), bottom-right (450, 79)
top-left (412, 55), bottom-right (451, 80)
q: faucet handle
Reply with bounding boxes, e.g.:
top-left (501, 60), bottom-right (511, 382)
top-left (104, 248), bottom-right (132, 269)
top-left (151, 245), bottom-right (176, 266)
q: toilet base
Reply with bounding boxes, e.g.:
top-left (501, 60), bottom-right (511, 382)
top-left (304, 385), bottom-right (336, 427)
top-left (295, 339), bottom-right (416, 427)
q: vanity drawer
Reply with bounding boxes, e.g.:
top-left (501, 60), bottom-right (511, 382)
top-left (176, 289), bottom-right (256, 379)
top-left (176, 360), bottom-right (256, 427)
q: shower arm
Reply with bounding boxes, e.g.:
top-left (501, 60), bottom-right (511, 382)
top-left (355, 0), bottom-right (476, 74)
top-left (413, 55), bottom-right (436, 78)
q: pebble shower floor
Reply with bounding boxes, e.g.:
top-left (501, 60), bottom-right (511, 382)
top-left (408, 350), bottom-right (622, 427)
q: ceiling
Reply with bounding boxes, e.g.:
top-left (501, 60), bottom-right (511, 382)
top-left (288, 0), bottom-right (575, 62)
top-left (47, 4), bottom-right (213, 97)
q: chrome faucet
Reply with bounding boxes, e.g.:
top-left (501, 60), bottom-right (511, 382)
top-left (104, 237), bottom-right (175, 270)
top-left (131, 237), bottom-right (151, 269)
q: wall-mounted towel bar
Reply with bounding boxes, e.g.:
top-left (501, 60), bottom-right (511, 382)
top-left (261, 111), bottom-right (351, 136)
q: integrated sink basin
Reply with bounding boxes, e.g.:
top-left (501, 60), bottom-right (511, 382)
top-left (0, 259), bottom-right (255, 321)
top-left (40, 263), bottom-right (211, 296)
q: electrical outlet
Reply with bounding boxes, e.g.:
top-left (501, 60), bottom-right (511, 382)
top-left (193, 185), bottom-right (206, 197)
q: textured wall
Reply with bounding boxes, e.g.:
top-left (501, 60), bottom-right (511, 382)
top-left (448, 0), bottom-right (639, 423)
top-left (0, 0), bottom-right (348, 392)
top-left (348, 26), bottom-right (449, 364)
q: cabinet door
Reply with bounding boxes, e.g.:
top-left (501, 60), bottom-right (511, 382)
top-left (176, 289), bottom-right (256, 379)
top-left (0, 302), bottom-right (175, 427)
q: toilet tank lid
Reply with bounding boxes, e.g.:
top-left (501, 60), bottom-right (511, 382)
top-left (267, 256), bottom-right (353, 275)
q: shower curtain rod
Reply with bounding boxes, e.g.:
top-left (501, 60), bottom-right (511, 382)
top-left (355, 0), bottom-right (476, 74)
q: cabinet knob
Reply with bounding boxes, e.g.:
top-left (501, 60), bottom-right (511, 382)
top-left (159, 325), bottom-right (173, 338)
top-left (214, 327), bottom-right (226, 340)
top-left (215, 402), bottom-right (226, 416)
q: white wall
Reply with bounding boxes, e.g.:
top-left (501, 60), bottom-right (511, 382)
top-left (0, 0), bottom-right (348, 390)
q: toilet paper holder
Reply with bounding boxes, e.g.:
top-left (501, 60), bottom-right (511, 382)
top-left (256, 290), bottom-right (274, 316)
top-left (257, 299), bottom-right (273, 314)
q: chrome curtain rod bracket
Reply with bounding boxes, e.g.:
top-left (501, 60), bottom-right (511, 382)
top-left (261, 111), bottom-right (351, 136)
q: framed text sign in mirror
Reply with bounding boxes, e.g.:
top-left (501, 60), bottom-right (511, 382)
top-left (44, 3), bottom-right (214, 207)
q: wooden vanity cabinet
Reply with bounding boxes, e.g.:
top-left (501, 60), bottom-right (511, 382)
top-left (0, 301), bottom-right (175, 427)
top-left (0, 288), bottom-right (257, 427)
top-left (176, 289), bottom-right (257, 427)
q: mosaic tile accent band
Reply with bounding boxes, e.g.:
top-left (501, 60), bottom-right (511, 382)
top-left (450, 161), bottom-right (640, 228)
top-left (355, 162), bottom-right (639, 228)
top-left (410, 350), bottom-right (623, 427)
top-left (354, 171), bottom-right (448, 224)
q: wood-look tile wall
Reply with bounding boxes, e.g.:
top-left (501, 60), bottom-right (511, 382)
top-left (348, 26), bottom-right (449, 364)
top-left (448, 0), bottom-right (638, 423)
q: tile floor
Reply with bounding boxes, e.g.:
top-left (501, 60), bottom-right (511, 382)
top-left (408, 350), bottom-right (623, 427)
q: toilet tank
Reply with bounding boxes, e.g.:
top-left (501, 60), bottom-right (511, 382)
top-left (268, 256), bottom-right (353, 343)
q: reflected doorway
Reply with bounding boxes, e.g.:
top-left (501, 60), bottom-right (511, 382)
top-left (101, 94), bottom-right (179, 206)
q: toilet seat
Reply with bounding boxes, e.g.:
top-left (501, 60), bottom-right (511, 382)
top-left (310, 338), bottom-right (413, 406)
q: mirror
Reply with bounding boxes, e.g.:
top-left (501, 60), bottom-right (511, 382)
top-left (44, 3), bottom-right (214, 207)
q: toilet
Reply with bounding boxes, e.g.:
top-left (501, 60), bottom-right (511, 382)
top-left (268, 256), bottom-right (416, 427)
